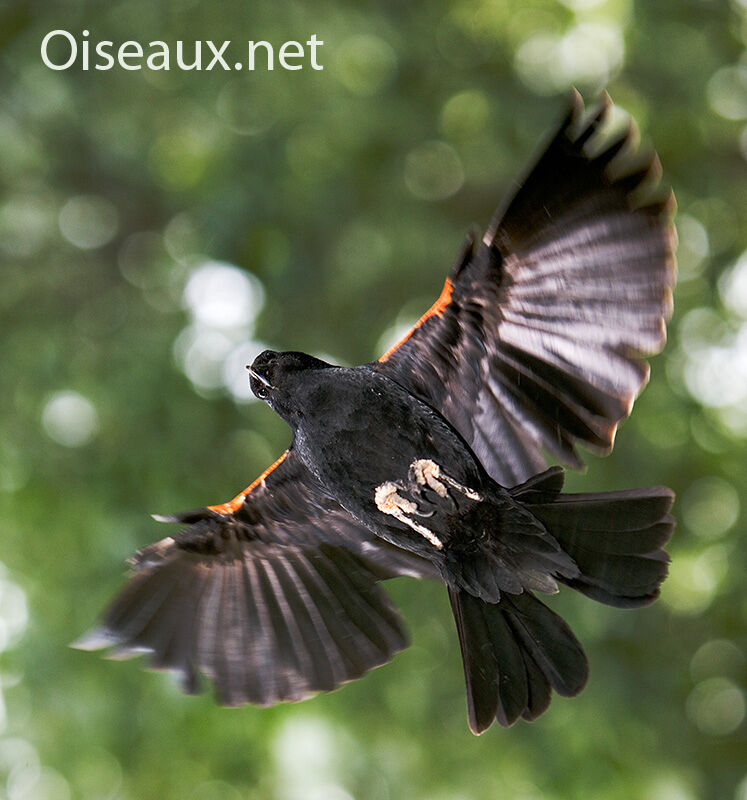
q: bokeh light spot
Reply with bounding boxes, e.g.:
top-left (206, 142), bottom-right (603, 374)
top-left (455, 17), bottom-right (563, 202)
top-left (183, 261), bottom-right (265, 330)
top-left (677, 215), bottom-right (710, 280)
top-left (405, 141), bottom-right (464, 201)
top-left (41, 391), bottom-right (99, 448)
top-left (0, 566), bottom-right (28, 654)
top-left (686, 677), bottom-right (745, 736)
top-left (0, 195), bottom-right (55, 259)
top-left (707, 65), bottom-right (747, 120)
top-left (10, 766), bottom-right (71, 800)
top-left (682, 476), bottom-right (739, 538)
top-left (58, 195), bottom-right (118, 250)
top-left (440, 90), bottom-right (491, 141)
top-left (334, 35), bottom-right (397, 96)
top-left (645, 774), bottom-right (697, 800)
top-left (680, 305), bottom-right (747, 416)
top-left (719, 249), bottom-right (747, 318)
top-left (515, 22), bottom-right (624, 95)
top-left (690, 639), bottom-right (745, 682)
top-left (164, 213), bottom-right (201, 263)
top-left (149, 120), bottom-right (219, 190)
top-left (174, 325), bottom-right (234, 391)
top-left (0, 740), bottom-right (39, 797)
top-left (514, 33), bottom-right (560, 95)
top-left (679, 307), bottom-right (729, 350)
top-left (662, 545), bottom-right (729, 614)
top-left (684, 343), bottom-right (744, 408)
top-left (177, 261), bottom-right (267, 400)
top-left (272, 716), bottom-right (352, 800)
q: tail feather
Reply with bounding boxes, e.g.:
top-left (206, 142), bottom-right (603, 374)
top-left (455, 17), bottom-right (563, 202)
top-left (449, 588), bottom-right (588, 734)
top-left (510, 465), bottom-right (566, 502)
top-left (481, 602), bottom-right (529, 726)
top-left (529, 486), bottom-right (674, 532)
top-left (523, 649), bottom-right (552, 722)
top-left (522, 482), bottom-right (675, 607)
top-left (448, 470), bottom-right (673, 732)
top-left (503, 592), bottom-right (588, 697)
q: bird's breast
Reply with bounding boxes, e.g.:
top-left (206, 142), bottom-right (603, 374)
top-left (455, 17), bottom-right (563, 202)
top-left (291, 369), bottom-right (488, 556)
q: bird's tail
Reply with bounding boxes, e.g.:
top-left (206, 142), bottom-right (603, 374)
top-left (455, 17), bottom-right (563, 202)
top-left (511, 467), bottom-right (675, 608)
top-left (448, 587), bottom-right (588, 734)
top-left (448, 467), bottom-right (674, 733)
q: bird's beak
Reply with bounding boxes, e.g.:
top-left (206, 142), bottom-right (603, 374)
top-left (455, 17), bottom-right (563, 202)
top-left (246, 365), bottom-right (273, 388)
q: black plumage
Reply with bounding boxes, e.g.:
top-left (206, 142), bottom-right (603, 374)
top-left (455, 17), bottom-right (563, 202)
top-left (76, 92), bottom-right (676, 734)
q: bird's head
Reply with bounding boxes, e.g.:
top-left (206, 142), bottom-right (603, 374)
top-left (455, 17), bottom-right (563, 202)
top-left (247, 350), bottom-right (332, 421)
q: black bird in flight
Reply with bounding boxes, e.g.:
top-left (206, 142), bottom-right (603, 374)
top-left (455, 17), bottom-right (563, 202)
top-left (77, 91), bottom-right (677, 734)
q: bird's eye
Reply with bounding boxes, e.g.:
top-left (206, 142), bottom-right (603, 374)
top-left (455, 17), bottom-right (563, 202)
top-left (255, 386), bottom-right (268, 399)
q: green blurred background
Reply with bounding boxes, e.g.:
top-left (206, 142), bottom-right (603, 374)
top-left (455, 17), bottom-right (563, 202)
top-left (1, 0), bottom-right (746, 798)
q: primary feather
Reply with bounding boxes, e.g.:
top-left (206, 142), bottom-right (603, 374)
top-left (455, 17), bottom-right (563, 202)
top-left (377, 89), bottom-right (675, 485)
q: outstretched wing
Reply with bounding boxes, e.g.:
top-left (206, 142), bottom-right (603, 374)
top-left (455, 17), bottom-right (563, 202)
top-left (75, 449), bottom-right (436, 706)
top-left (375, 91), bottom-right (676, 486)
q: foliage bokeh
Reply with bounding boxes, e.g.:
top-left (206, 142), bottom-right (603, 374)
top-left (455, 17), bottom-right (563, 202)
top-left (1, 0), bottom-right (746, 798)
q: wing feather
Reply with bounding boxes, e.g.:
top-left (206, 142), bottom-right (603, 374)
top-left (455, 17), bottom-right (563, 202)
top-left (376, 92), bottom-right (676, 485)
top-left (75, 449), bottom-right (427, 705)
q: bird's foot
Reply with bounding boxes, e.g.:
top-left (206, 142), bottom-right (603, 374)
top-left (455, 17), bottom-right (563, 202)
top-left (374, 460), bottom-right (483, 550)
top-left (374, 481), bottom-right (444, 549)
top-left (409, 459), bottom-right (482, 502)
top-left (409, 459), bottom-right (448, 497)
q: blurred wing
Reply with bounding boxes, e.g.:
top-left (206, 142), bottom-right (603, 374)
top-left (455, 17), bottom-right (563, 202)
top-left (376, 91), bottom-right (676, 486)
top-left (76, 449), bottom-right (435, 706)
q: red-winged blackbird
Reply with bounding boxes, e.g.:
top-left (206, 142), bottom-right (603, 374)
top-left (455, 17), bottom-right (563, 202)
top-left (76, 91), bottom-right (676, 734)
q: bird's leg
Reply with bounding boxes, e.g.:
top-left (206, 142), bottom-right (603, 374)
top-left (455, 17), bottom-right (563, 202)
top-left (408, 459), bottom-right (456, 512)
top-left (409, 459), bottom-right (483, 502)
top-left (374, 481), bottom-right (443, 549)
top-left (409, 459), bottom-right (448, 498)
top-left (375, 460), bottom-right (484, 551)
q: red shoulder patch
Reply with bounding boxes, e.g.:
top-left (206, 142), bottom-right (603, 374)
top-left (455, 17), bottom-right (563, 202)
top-left (207, 450), bottom-right (289, 515)
top-left (379, 278), bottom-right (454, 362)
